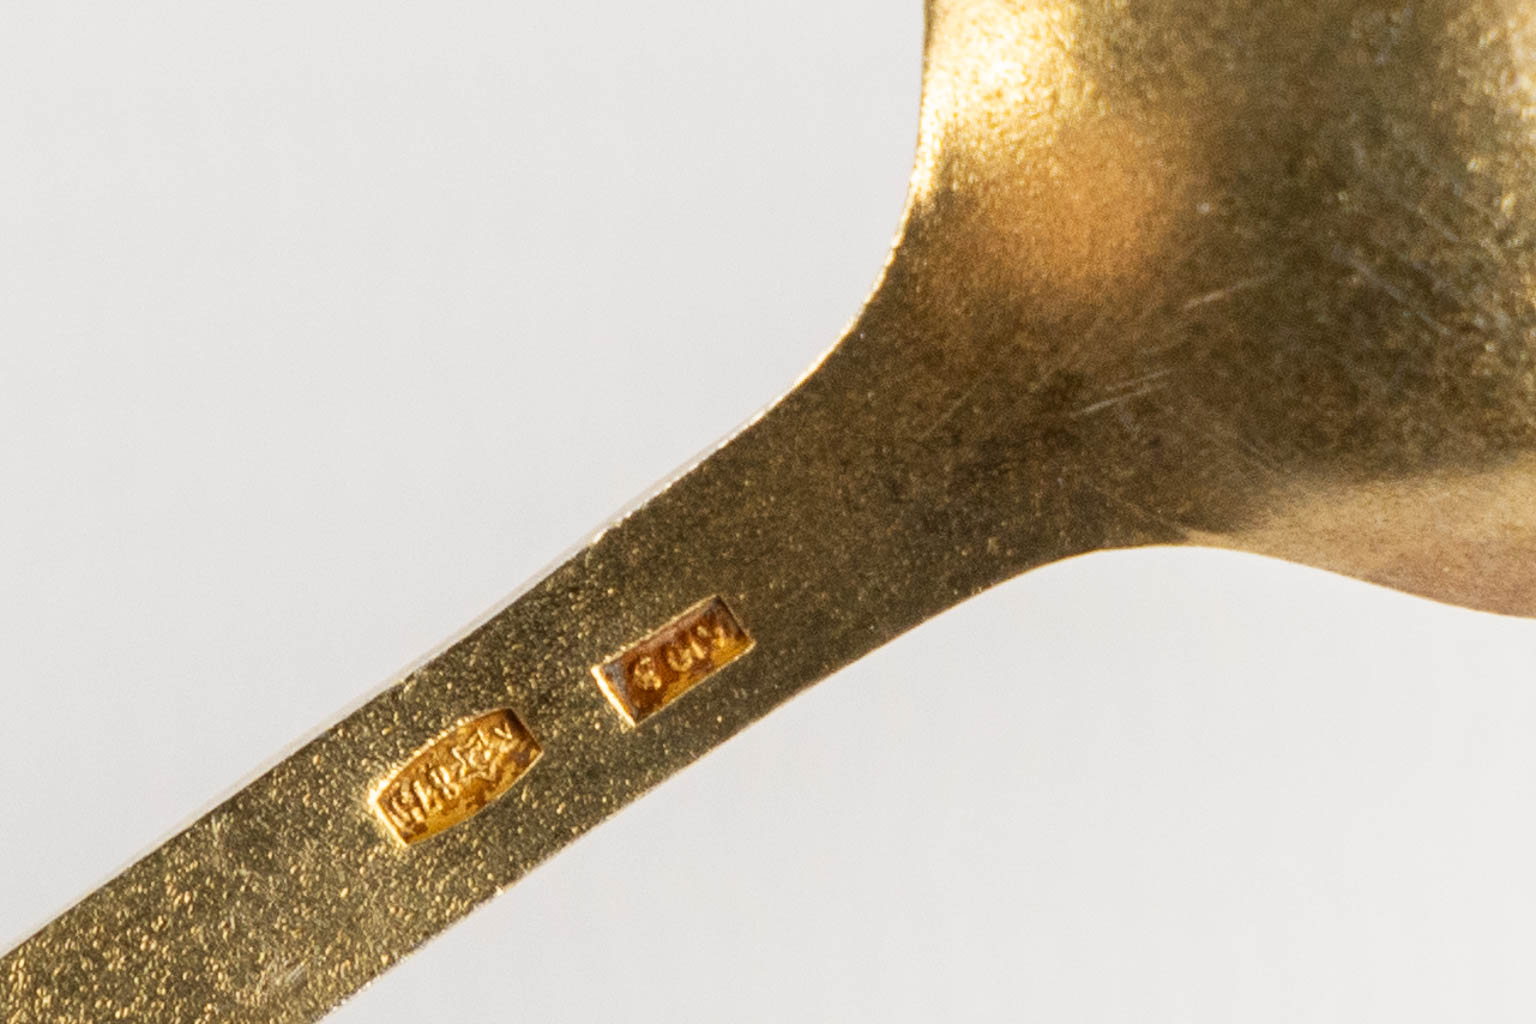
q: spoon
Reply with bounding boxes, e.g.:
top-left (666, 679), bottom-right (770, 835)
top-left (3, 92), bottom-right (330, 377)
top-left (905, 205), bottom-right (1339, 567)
top-left (7, 0), bottom-right (1536, 1020)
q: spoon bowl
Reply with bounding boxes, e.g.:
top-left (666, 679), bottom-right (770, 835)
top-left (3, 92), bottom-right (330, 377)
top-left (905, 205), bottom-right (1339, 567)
top-left (822, 0), bottom-right (1536, 616)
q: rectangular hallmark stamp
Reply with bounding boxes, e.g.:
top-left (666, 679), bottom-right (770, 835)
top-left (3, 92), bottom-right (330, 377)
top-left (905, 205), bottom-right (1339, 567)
top-left (371, 708), bottom-right (541, 845)
top-left (593, 596), bottom-right (754, 725)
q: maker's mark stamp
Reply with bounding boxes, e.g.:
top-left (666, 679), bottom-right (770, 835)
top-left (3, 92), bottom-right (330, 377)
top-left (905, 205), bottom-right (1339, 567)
top-left (371, 708), bottom-right (541, 845)
top-left (594, 595), bottom-right (754, 724)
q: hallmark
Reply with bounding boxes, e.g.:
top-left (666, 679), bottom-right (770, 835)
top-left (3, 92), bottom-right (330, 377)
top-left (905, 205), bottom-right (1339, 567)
top-left (593, 595), bottom-right (754, 724)
top-left (371, 708), bottom-right (541, 845)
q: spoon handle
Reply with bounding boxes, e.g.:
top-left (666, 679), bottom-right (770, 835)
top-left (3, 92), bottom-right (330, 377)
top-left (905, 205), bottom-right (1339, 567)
top-left (1, 326), bottom-right (1083, 1022)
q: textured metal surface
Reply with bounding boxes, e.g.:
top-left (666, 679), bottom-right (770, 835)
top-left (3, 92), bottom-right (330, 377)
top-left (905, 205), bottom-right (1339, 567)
top-left (8, 0), bottom-right (1536, 1019)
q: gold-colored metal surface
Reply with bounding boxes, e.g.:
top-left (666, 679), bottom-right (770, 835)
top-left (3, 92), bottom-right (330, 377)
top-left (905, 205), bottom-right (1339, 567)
top-left (9, 1), bottom-right (1536, 1019)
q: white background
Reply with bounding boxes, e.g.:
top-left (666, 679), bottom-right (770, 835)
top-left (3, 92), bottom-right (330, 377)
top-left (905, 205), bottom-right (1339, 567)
top-left (5, 2), bottom-right (1536, 1020)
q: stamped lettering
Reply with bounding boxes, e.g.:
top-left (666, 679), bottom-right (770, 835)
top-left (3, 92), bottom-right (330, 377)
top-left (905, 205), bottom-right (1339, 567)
top-left (594, 596), bottom-right (754, 724)
top-left (371, 708), bottom-right (541, 845)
